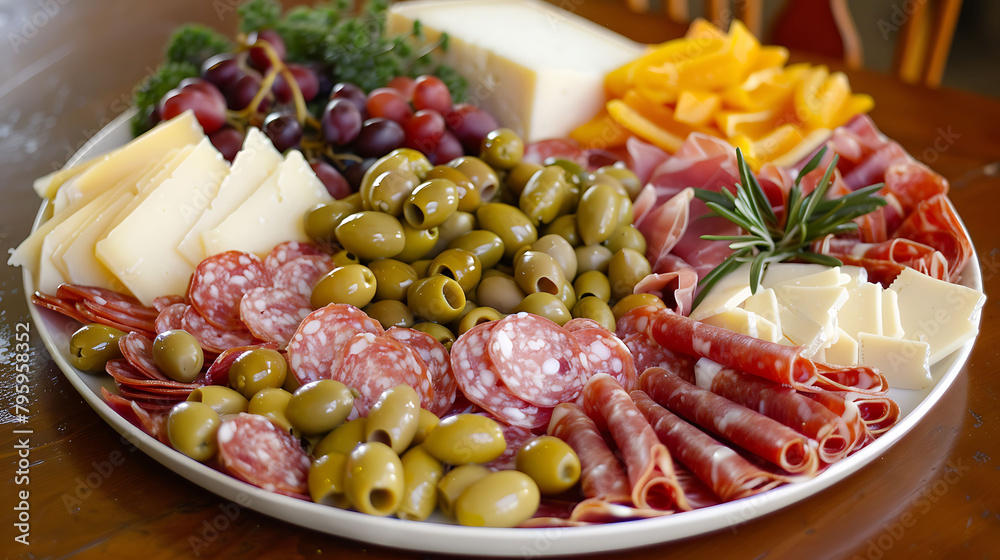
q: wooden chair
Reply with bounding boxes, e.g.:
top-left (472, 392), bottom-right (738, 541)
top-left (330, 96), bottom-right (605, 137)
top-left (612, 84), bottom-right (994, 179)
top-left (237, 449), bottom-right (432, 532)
top-left (623, 0), bottom-right (964, 87)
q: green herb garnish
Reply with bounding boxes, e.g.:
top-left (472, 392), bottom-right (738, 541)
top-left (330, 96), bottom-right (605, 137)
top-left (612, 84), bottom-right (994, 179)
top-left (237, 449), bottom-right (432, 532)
top-left (691, 147), bottom-right (887, 309)
top-left (165, 24), bottom-right (232, 68)
top-left (130, 62), bottom-right (199, 136)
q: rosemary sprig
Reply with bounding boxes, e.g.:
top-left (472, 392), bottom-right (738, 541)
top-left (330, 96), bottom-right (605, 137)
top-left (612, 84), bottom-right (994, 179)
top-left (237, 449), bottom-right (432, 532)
top-left (691, 147), bottom-right (887, 310)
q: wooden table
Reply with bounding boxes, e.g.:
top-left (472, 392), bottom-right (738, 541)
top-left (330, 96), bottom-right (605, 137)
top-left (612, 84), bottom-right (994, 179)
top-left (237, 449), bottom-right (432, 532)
top-left (1, 1), bottom-right (997, 558)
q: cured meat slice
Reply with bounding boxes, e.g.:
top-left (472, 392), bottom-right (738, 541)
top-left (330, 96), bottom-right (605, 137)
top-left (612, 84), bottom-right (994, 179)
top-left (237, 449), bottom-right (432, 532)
top-left (813, 235), bottom-right (949, 284)
top-left (119, 332), bottom-right (170, 381)
top-left (31, 291), bottom-right (89, 324)
top-left (563, 318), bottom-right (602, 333)
top-left (571, 327), bottom-right (638, 392)
top-left (335, 333), bottom-right (433, 416)
top-left (78, 299), bottom-right (156, 334)
top-left (547, 403), bottom-right (631, 503)
top-left (105, 359), bottom-right (197, 391)
top-left (101, 387), bottom-right (169, 443)
top-left (385, 327), bottom-right (456, 416)
top-left (152, 295), bottom-right (187, 312)
top-left (634, 254), bottom-right (698, 316)
top-left (273, 255), bottom-right (335, 298)
top-left (804, 390), bottom-right (899, 436)
top-left (892, 193), bottom-right (972, 282)
top-left (188, 251), bottom-right (272, 331)
top-left (450, 321), bottom-right (553, 429)
top-left (239, 287), bottom-right (312, 349)
top-left (200, 342), bottom-right (279, 386)
top-left (217, 413), bottom-right (311, 494)
top-left (75, 301), bottom-right (154, 338)
top-left (640, 367), bottom-right (818, 474)
top-left (621, 333), bottom-right (695, 379)
top-left (485, 422), bottom-right (535, 471)
top-left (285, 304), bottom-right (383, 385)
top-left (632, 389), bottom-right (788, 501)
top-left (264, 240), bottom-right (329, 271)
top-left (181, 305), bottom-right (255, 354)
top-left (883, 160), bottom-right (949, 215)
top-left (615, 305), bottom-right (662, 338)
top-left (155, 303), bottom-right (188, 335)
top-left (488, 313), bottom-right (588, 407)
top-left (672, 463), bottom-right (722, 510)
top-left (56, 284), bottom-right (159, 321)
top-left (580, 374), bottom-right (689, 511)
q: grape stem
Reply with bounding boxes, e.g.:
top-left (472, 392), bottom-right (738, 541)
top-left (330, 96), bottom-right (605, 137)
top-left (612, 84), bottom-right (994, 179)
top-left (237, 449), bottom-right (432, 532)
top-left (231, 32), bottom-right (308, 126)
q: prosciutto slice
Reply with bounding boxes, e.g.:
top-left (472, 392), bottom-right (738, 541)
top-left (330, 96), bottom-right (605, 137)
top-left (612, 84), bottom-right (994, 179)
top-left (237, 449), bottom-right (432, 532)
top-left (813, 235), bottom-right (949, 284)
top-left (892, 194), bottom-right (972, 282)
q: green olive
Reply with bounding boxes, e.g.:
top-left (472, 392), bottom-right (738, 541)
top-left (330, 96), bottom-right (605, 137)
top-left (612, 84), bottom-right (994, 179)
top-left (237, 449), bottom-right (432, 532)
top-left (577, 184), bottom-right (624, 246)
top-left (593, 165), bottom-right (642, 201)
top-left (475, 275), bottom-right (526, 315)
top-left (344, 441), bottom-right (405, 516)
top-left (608, 248), bottom-right (653, 302)
top-left (575, 244), bottom-right (614, 274)
top-left (571, 296), bottom-right (617, 332)
top-left (585, 171), bottom-right (629, 199)
top-left (152, 330), bottom-right (204, 383)
top-left (304, 201), bottom-right (355, 246)
top-left (515, 293), bottom-right (571, 326)
top-left (339, 192), bottom-right (366, 213)
top-left (68, 324), bottom-right (125, 374)
top-left (542, 214), bottom-right (581, 247)
top-left (364, 299), bottom-right (414, 329)
top-left (573, 270), bottom-right (611, 302)
top-left (428, 248), bottom-right (483, 294)
top-left (398, 446), bottom-right (445, 521)
top-left (403, 179), bottom-right (460, 230)
top-left (428, 210), bottom-right (476, 258)
top-left (410, 259), bottom-right (432, 279)
top-left (519, 166), bottom-right (569, 225)
top-left (422, 413), bottom-right (505, 465)
top-left (410, 322), bottom-right (455, 350)
top-left (309, 452), bottom-right (350, 508)
top-left (425, 166), bottom-right (476, 205)
top-left (455, 470), bottom-right (540, 528)
top-left (229, 348), bottom-right (288, 400)
top-left (286, 379), bottom-right (355, 436)
top-left (556, 278), bottom-right (578, 310)
top-left (480, 128), bottom-right (524, 170)
top-left (330, 248), bottom-right (361, 268)
top-left (449, 298), bottom-right (477, 332)
top-left (167, 401), bottom-right (221, 462)
top-left (314, 418), bottom-right (367, 458)
top-left (186, 386), bottom-right (249, 415)
top-left (515, 435), bottom-right (581, 495)
top-left (448, 230), bottom-right (505, 270)
top-left (365, 384), bottom-right (420, 454)
top-left (610, 293), bottom-right (667, 321)
top-left (475, 203), bottom-right (538, 261)
top-left (282, 372), bottom-right (301, 393)
top-left (513, 250), bottom-right (568, 298)
top-left (504, 162), bottom-right (544, 200)
top-left (334, 211), bottom-right (405, 261)
top-left (412, 408), bottom-right (440, 446)
top-left (367, 169), bottom-right (420, 216)
top-left (531, 234), bottom-right (578, 279)
top-left (447, 156), bottom-right (499, 211)
top-left (546, 158), bottom-right (588, 187)
top-left (456, 306), bottom-right (504, 335)
top-left (395, 223), bottom-right (440, 263)
top-left (604, 225), bottom-right (648, 255)
top-left (368, 259), bottom-right (418, 301)
top-left (406, 275), bottom-right (467, 324)
top-left (436, 464), bottom-right (491, 519)
top-left (617, 193), bottom-right (634, 229)
top-left (310, 264), bottom-right (377, 309)
top-left (361, 149), bottom-right (432, 199)
top-left (247, 387), bottom-right (294, 432)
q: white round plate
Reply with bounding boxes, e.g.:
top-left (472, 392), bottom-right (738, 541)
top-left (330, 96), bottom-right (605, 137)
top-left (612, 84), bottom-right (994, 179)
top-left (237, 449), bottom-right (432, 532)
top-left (24, 110), bottom-right (983, 556)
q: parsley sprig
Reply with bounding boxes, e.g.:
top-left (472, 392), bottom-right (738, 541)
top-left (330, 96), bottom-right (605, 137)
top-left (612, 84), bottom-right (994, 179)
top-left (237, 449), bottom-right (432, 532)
top-left (691, 147), bottom-right (887, 309)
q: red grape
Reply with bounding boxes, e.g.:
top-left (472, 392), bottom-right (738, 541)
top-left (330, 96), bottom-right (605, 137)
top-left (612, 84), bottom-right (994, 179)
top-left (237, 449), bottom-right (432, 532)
top-left (331, 82), bottom-right (368, 116)
top-left (160, 79), bottom-right (227, 134)
top-left (413, 75), bottom-right (452, 114)
top-left (273, 63), bottom-right (320, 103)
top-left (367, 88), bottom-right (413, 124)
top-left (263, 113), bottom-right (302, 152)
top-left (387, 76), bottom-right (416, 100)
top-left (209, 127), bottom-right (245, 162)
top-left (249, 29), bottom-right (286, 71)
top-left (226, 73), bottom-right (266, 111)
top-left (355, 118), bottom-right (405, 158)
top-left (445, 104), bottom-right (499, 154)
top-left (321, 98), bottom-right (362, 147)
top-left (311, 160), bottom-right (352, 199)
top-left (179, 77), bottom-right (226, 107)
top-left (404, 109), bottom-right (446, 153)
top-left (343, 157), bottom-right (377, 190)
top-left (201, 53), bottom-right (242, 92)
top-left (426, 130), bottom-right (463, 165)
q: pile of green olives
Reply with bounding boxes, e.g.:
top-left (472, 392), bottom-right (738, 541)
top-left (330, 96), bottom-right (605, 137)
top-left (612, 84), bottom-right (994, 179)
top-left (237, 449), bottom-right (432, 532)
top-left (304, 128), bottom-right (661, 338)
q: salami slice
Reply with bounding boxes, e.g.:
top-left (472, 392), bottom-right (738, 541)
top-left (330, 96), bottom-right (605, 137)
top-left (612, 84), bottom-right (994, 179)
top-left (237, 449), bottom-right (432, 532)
top-left (188, 251), bottom-right (272, 331)
top-left (622, 333), bottom-right (695, 379)
top-left (119, 332), bottom-right (171, 381)
top-left (488, 313), bottom-right (588, 407)
top-left (181, 305), bottom-right (255, 354)
top-left (152, 295), bottom-right (187, 312)
top-left (450, 321), bottom-right (553, 429)
top-left (57, 284), bottom-right (159, 321)
top-left (239, 287), bottom-right (313, 349)
top-left (485, 422), bottom-right (536, 471)
top-left (385, 327), bottom-right (456, 416)
top-left (563, 318), bottom-right (602, 333)
top-left (101, 387), bottom-right (169, 443)
top-left (547, 402), bottom-right (631, 503)
top-left (285, 304), bottom-right (384, 385)
top-left (217, 413), bottom-right (311, 494)
top-left (155, 303), bottom-right (188, 335)
top-left (31, 291), bottom-right (89, 324)
top-left (79, 299), bottom-right (156, 334)
top-left (273, 255), bottom-right (335, 298)
top-left (336, 334), bottom-right (433, 416)
top-left (75, 302), bottom-right (153, 338)
top-left (264, 240), bottom-right (329, 271)
top-left (572, 327), bottom-right (638, 392)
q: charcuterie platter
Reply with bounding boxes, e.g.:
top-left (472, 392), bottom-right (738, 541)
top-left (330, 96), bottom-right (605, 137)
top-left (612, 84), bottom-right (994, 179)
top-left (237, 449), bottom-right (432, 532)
top-left (14, 0), bottom-right (985, 555)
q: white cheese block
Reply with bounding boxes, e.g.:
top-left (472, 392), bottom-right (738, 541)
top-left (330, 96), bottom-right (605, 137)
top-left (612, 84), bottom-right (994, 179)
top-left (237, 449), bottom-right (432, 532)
top-left (177, 128), bottom-right (283, 266)
top-left (777, 302), bottom-right (829, 358)
top-left (61, 193), bottom-right (135, 292)
top-left (202, 150), bottom-right (333, 258)
top-left (767, 266), bottom-right (849, 289)
top-left (37, 193), bottom-right (112, 294)
top-left (742, 287), bottom-right (781, 331)
top-left (840, 265), bottom-right (869, 286)
top-left (388, 0), bottom-right (643, 142)
top-left (880, 288), bottom-right (905, 339)
top-left (701, 308), bottom-right (758, 338)
top-left (755, 316), bottom-right (782, 343)
top-left (823, 328), bottom-right (859, 366)
top-left (888, 267), bottom-right (985, 365)
top-left (761, 263), bottom-right (832, 288)
top-left (838, 282), bottom-right (883, 340)
top-left (859, 332), bottom-right (931, 390)
top-left (97, 139), bottom-right (229, 305)
top-left (690, 262), bottom-right (753, 321)
top-left (775, 285), bottom-right (848, 343)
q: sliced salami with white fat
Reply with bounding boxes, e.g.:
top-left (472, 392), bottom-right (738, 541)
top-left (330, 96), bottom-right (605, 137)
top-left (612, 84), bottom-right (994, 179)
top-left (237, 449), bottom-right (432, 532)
top-left (336, 333), bottom-right (434, 416)
top-left (188, 251), bottom-right (272, 331)
top-left (285, 304), bottom-right (384, 385)
top-left (385, 327), bottom-right (456, 416)
top-left (273, 255), bottom-right (334, 298)
top-left (181, 305), bottom-right (255, 354)
top-left (239, 287), bottom-right (313, 349)
top-left (155, 303), bottom-right (188, 335)
top-left (264, 240), bottom-right (329, 271)
top-left (217, 413), bottom-right (311, 494)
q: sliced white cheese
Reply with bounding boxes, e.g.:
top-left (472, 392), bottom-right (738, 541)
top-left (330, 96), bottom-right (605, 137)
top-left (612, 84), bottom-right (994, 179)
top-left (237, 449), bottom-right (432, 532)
top-left (840, 265), bottom-right (869, 286)
top-left (742, 287), bottom-right (781, 331)
top-left (177, 128), bottom-right (283, 266)
top-left (775, 285), bottom-right (848, 344)
top-left (388, 0), bottom-right (643, 141)
top-left (202, 150), bottom-right (333, 258)
top-left (838, 282), bottom-right (883, 339)
top-left (690, 262), bottom-right (753, 321)
top-left (859, 332), bottom-right (931, 390)
top-left (888, 267), bottom-right (985, 365)
top-left (761, 263), bottom-right (832, 288)
top-left (701, 308), bottom-right (759, 338)
top-left (36, 192), bottom-right (113, 294)
top-left (824, 328), bottom-right (859, 366)
top-left (767, 266), bottom-right (849, 289)
top-left (61, 193), bottom-right (135, 292)
top-left (97, 138), bottom-right (229, 305)
top-left (777, 302), bottom-right (829, 358)
top-left (881, 288), bottom-right (905, 339)
top-left (755, 315), bottom-right (781, 343)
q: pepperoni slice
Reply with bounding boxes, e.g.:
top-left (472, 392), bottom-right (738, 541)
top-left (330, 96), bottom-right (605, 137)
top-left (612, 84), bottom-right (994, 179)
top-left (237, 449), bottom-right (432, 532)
top-left (181, 305), bottom-right (255, 354)
top-left (451, 321), bottom-right (553, 429)
top-left (272, 255), bottom-right (334, 298)
top-left (264, 241), bottom-right (329, 271)
top-left (57, 284), bottom-right (159, 321)
top-left (152, 295), bottom-right (187, 312)
top-left (155, 303), bottom-right (188, 335)
top-left (77, 299), bottom-right (156, 333)
top-left (572, 327), bottom-right (638, 392)
top-left (217, 413), bottom-right (311, 494)
top-left (239, 287), bottom-right (312, 349)
top-left (336, 333), bottom-right (433, 416)
top-left (105, 359), bottom-right (198, 391)
top-left (119, 332), bottom-right (171, 381)
top-left (385, 327), bottom-right (455, 416)
top-left (488, 313), bottom-right (588, 407)
top-left (188, 251), bottom-right (272, 331)
top-left (285, 304), bottom-right (384, 385)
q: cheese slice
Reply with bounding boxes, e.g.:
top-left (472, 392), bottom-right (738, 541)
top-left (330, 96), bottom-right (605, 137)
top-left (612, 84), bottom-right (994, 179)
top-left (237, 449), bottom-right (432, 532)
top-left (37, 191), bottom-right (116, 294)
top-left (838, 282), bottom-right (883, 339)
top-left (388, 0), bottom-right (642, 141)
top-left (701, 308), bottom-right (759, 338)
top-left (767, 266), bottom-right (849, 289)
top-left (177, 128), bottom-right (283, 266)
top-left (690, 262), bottom-right (753, 321)
top-left (859, 332), bottom-right (931, 390)
top-left (97, 138), bottom-right (229, 305)
top-left (775, 285), bottom-right (848, 342)
top-left (61, 193), bottom-right (136, 292)
top-left (880, 288), bottom-right (905, 339)
top-left (761, 263), bottom-right (833, 288)
top-left (202, 150), bottom-right (333, 258)
top-left (742, 287), bottom-right (780, 331)
top-left (824, 328), bottom-right (859, 366)
top-left (776, 303), bottom-right (829, 358)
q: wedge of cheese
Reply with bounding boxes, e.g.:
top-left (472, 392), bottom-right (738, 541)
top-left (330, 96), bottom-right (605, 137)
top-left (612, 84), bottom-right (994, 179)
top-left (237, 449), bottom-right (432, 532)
top-left (61, 193), bottom-right (135, 292)
top-left (859, 332), bottom-right (931, 389)
top-left (37, 191), bottom-right (114, 294)
top-left (690, 262), bottom-right (753, 321)
top-left (202, 150), bottom-right (333, 258)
